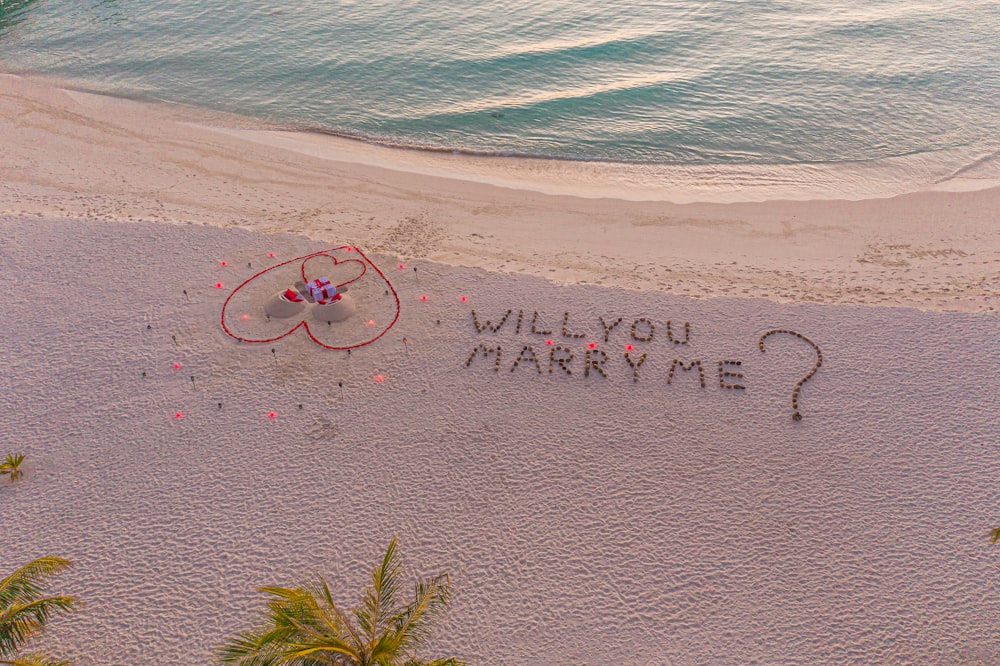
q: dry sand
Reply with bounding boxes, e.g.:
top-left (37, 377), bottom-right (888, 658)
top-left (2, 73), bottom-right (1000, 665)
top-left (2, 73), bottom-right (999, 313)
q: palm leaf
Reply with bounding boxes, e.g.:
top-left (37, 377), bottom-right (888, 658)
top-left (315, 578), bottom-right (364, 653)
top-left (216, 587), bottom-right (317, 665)
top-left (0, 558), bottom-right (77, 659)
top-left (354, 538), bottom-right (403, 646)
top-left (374, 574), bottom-right (452, 661)
top-left (267, 594), bottom-right (359, 664)
top-left (0, 453), bottom-right (25, 482)
top-left (0, 597), bottom-right (78, 655)
top-left (219, 538), bottom-right (461, 666)
top-left (216, 585), bottom-right (360, 665)
top-left (0, 558), bottom-right (72, 610)
top-left (1, 653), bottom-right (72, 666)
top-left (215, 623), bottom-right (298, 665)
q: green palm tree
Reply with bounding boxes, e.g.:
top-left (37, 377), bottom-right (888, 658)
top-left (0, 454), bottom-right (25, 483)
top-left (217, 537), bottom-right (464, 666)
top-left (0, 557), bottom-right (79, 666)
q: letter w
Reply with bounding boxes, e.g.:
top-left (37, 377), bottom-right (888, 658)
top-left (472, 309), bottom-right (512, 333)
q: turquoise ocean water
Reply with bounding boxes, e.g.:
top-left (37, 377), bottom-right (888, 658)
top-left (1, 0), bottom-right (998, 189)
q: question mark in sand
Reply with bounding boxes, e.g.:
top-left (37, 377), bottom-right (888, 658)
top-left (759, 329), bottom-right (823, 421)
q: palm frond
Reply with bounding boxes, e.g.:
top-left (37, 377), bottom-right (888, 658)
top-left (311, 577), bottom-right (364, 652)
top-left (219, 539), bottom-right (459, 666)
top-left (216, 586), bottom-right (360, 666)
top-left (0, 453), bottom-right (25, 482)
top-left (0, 558), bottom-right (72, 610)
top-left (1, 652), bottom-right (72, 666)
top-left (215, 623), bottom-right (298, 665)
top-left (268, 596), bottom-right (359, 663)
top-left (0, 558), bottom-right (77, 659)
top-left (990, 527), bottom-right (1000, 544)
top-left (216, 587), bottom-right (318, 665)
top-left (374, 573), bottom-right (451, 660)
top-left (0, 597), bottom-right (78, 655)
top-left (355, 538), bottom-right (403, 645)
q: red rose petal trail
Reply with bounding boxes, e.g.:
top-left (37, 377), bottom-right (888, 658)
top-left (220, 245), bottom-right (401, 351)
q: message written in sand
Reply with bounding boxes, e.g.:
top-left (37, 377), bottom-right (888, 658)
top-left (464, 309), bottom-right (823, 420)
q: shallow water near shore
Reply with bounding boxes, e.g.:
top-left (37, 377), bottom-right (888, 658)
top-left (2, 0), bottom-right (999, 198)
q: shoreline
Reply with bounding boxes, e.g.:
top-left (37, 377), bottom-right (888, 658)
top-left (1, 72), bottom-right (999, 313)
top-left (5, 69), bottom-right (1000, 204)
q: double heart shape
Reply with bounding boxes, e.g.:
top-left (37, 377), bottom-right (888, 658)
top-left (221, 246), bottom-right (400, 350)
top-left (299, 253), bottom-right (367, 292)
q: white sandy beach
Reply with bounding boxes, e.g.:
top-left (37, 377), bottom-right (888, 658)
top-left (2, 74), bottom-right (1000, 664)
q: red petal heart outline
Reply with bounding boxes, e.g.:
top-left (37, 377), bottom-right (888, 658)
top-left (299, 253), bottom-right (367, 288)
top-left (221, 245), bottom-right (400, 350)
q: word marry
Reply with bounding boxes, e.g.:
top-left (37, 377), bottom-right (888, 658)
top-left (464, 343), bottom-right (745, 388)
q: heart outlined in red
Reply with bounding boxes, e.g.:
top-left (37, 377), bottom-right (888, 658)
top-left (221, 246), bottom-right (400, 350)
top-left (299, 253), bottom-right (367, 290)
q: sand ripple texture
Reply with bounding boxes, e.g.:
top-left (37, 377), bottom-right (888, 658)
top-left (1, 217), bottom-right (999, 665)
